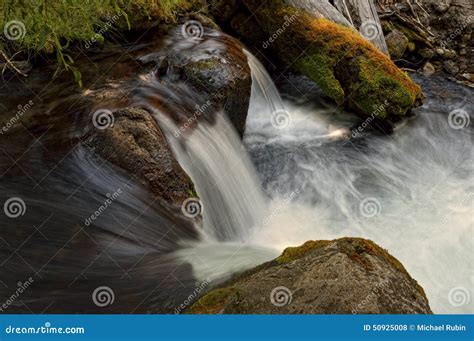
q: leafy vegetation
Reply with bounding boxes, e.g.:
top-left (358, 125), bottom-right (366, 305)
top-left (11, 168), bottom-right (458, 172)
top-left (0, 0), bottom-right (194, 84)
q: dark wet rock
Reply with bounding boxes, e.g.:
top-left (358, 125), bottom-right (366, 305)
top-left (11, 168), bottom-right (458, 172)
top-left (443, 60), bottom-right (460, 75)
top-left (146, 24), bottom-right (252, 136)
top-left (385, 29), bottom-right (409, 60)
top-left (379, 0), bottom-right (473, 82)
top-left (83, 107), bottom-right (195, 207)
top-left (189, 238), bottom-right (432, 314)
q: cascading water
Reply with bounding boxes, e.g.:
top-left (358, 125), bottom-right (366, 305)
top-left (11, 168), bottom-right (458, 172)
top-left (1, 24), bottom-right (471, 315)
top-left (243, 67), bottom-right (473, 314)
top-left (136, 34), bottom-right (472, 313)
top-left (159, 113), bottom-right (268, 242)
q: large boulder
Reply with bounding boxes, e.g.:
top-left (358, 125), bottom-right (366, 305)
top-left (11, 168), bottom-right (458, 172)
top-left (83, 107), bottom-right (195, 207)
top-left (188, 238), bottom-right (432, 314)
top-left (143, 23), bottom-right (252, 136)
top-left (209, 0), bottom-right (424, 126)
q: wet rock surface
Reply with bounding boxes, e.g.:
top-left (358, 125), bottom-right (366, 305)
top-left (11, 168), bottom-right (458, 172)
top-left (189, 238), bottom-right (432, 314)
top-left (84, 107), bottom-right (195, 206)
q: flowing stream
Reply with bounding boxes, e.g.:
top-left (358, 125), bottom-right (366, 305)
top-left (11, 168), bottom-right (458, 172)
top-left (167, 53), bottom-right (473, 314)
top-left (0, 28), bottom-right (472, 314)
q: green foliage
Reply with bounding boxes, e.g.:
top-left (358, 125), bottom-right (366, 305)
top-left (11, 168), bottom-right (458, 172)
top-left (0, 0), bottom-right (190, 84)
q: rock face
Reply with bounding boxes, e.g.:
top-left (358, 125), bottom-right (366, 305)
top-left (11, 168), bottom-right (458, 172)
top-left (84, 108), bottom-right (195, 207)
top-left (378, 0), bottom-right (473, 82)
top-left (147, 24), bottom-right (252, 136)
top-left (385, 29), bottom-right (409, 60)
top-left (189, 238), bottom-right (432, 314)
top-left (210, 0), bottom-right (423, 126)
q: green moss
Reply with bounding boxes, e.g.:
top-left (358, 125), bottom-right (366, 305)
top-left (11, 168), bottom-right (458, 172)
top-left (296, 55), bottom-right (345, 104)
top-left (240, 0), bottom-right (423, 120)
top-left (275, 237), bottom-right (427, 301)
top-left (188, 288), bottom-right (239, 314)
top-left (335, 238), bottom-right (428, 300)
top-left (277, 240), bottom-right (331, 263)
top-left (0, 0), bottom-right (202, 84)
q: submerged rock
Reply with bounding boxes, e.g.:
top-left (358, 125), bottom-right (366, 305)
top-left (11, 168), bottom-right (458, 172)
top-left (210, 0), bottom-right (423, 126)
top-left (188, 238), bottom-right (432, 314)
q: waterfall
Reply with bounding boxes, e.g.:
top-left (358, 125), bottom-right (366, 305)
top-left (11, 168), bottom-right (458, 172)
top-left (162, 113), bottom-right (268, 242)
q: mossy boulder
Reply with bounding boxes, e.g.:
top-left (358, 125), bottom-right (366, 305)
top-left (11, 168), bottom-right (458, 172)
top-left (385, 29), bottom-right (409, 60)
top-left (188, 238), bottom-right (432, 314)
top-left (210, 0), bottom-right (423, 125)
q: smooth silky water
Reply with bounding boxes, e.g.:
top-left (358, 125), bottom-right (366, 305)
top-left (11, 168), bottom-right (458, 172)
top-left (3, 27), bottom-right (470, 313)
top-left (166, 51), bottom-right (473, 313)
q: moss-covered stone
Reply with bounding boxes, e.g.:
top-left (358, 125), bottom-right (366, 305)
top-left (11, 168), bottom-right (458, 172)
top-left (277, 240), bottom-right (331, 263)
top-left (278, 237), bottom-right (427, 300)
top-left (187, 237), bottom-right (432, 314)
top-left (229, 0), bottom-right (424, 123)
top-left (188, 288), bottom-right (240, 314)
